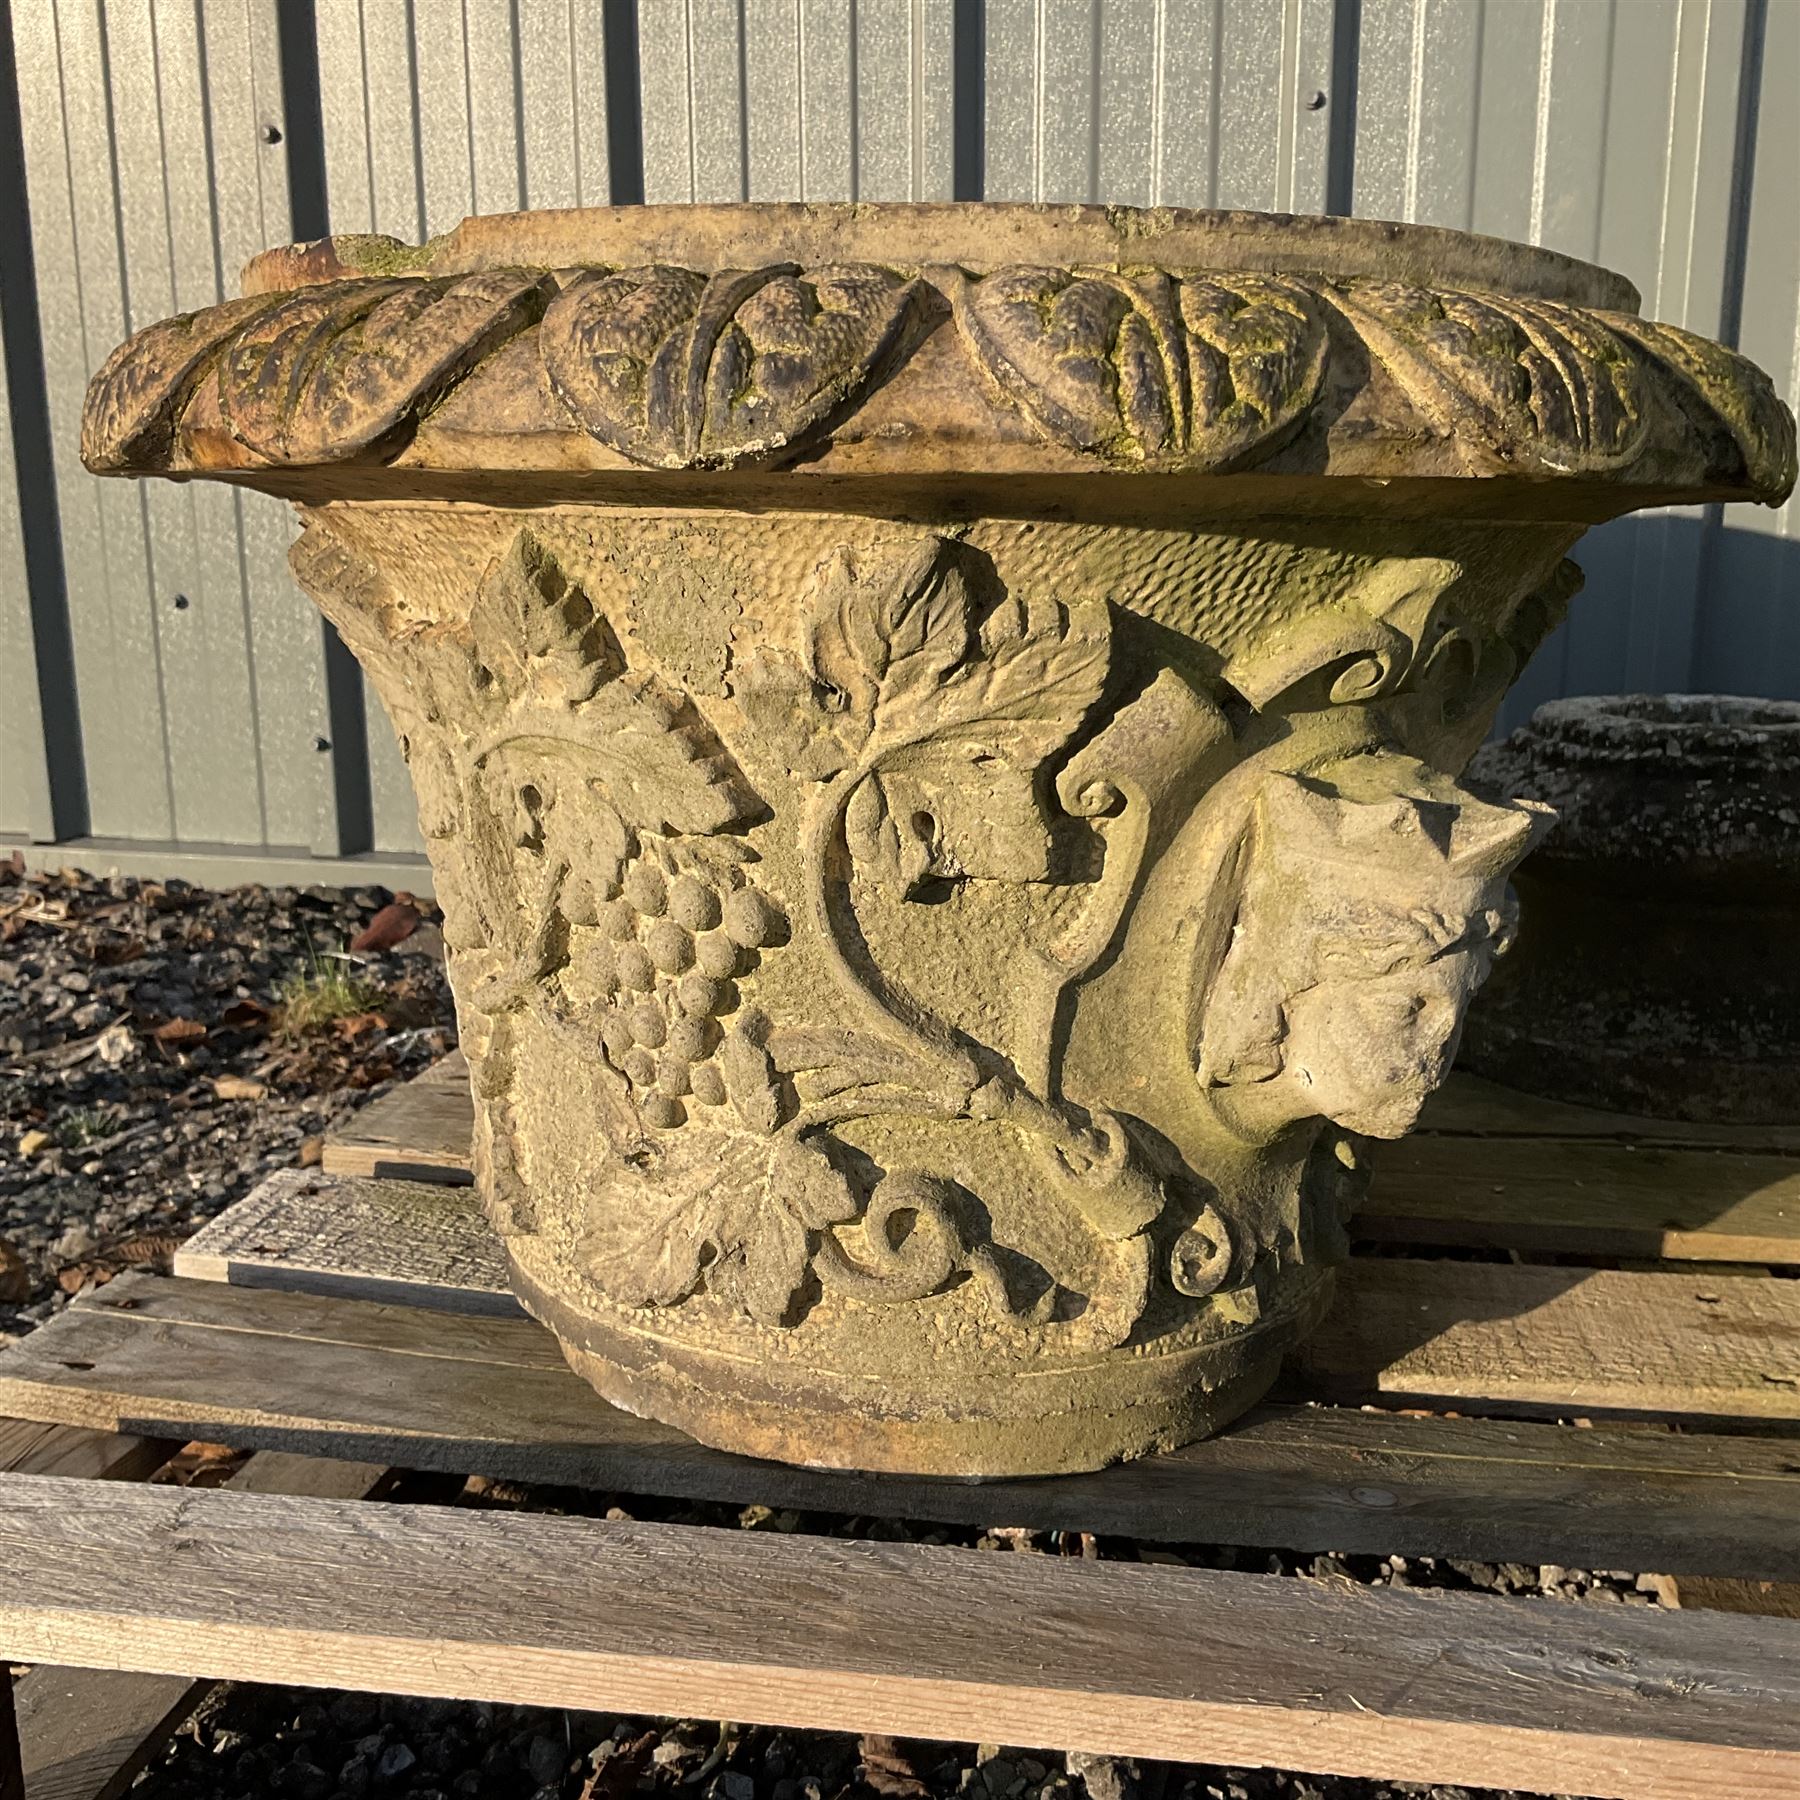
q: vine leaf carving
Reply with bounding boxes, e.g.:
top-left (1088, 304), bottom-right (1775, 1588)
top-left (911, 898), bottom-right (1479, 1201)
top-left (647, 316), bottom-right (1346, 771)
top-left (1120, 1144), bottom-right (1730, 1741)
top-left (1331, 284), bottom-right (1649, 473)
top-left (583, 1015), bottom-right (857, 1325)
top-left (467, 532), bottom-right (761, 844)
top-left (542, 262), bottom-right (929, 468)
top-left (953, 267), bottom-right (1327, 470)
top-left (217, 271), bottom-right (553, 463)
top-left (741, 537), bottom-right (1111, 884)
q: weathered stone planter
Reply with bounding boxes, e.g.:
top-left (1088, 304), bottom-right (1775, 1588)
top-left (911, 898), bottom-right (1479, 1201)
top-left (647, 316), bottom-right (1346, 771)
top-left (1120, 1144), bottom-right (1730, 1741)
top-left (1467, 694), bottom-right (1800, 1123)
top-left (83, 204), bottom-right (1795, 1474)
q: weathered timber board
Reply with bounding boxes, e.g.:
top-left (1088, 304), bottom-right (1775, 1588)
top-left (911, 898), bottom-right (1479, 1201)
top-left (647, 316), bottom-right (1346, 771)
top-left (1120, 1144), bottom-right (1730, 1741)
top-left (318, 1059), bottom-right (1800, 1259)
top-left (10, 1449), bottom-right (392, 1800)
top-left (319, 1050), bottom-right (473, 1184)
top-left (1417, 1072), bottom-right (1800, 1154)
top-left (0, 1419), bottom-right (173, 1483)
top-left (172, 1173), bottom-right (1800, 1427)
top-left (1360, 1135), bottom-right (1800, 1264)
top-left (3, 1475), bottom-right (1799, 1800)
top-left (1, 1675), bottom-right (20, 1800)
top-left (174, 1169), bottom-right (518, 1315)
top-left (1290, 1257), bottom-right (1800, 1422)
top-left (2, 1274), bottom-right (1797, 1580)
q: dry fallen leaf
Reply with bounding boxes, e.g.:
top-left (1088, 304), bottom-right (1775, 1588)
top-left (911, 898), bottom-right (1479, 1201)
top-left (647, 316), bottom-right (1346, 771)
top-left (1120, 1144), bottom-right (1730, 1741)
top-left (211, 1074), bottom-right (267, 1102)
top-left (350, 899), bottom-right (422, 953)
top-left (298, 1135), bottom-right (324, 1168)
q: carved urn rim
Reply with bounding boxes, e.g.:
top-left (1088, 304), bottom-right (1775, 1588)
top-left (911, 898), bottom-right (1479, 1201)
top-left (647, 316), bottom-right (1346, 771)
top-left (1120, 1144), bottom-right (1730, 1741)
top-left (81, 202), bottom-right (1796, 517)
top-left (238, 202), bottom-right (1645, 309)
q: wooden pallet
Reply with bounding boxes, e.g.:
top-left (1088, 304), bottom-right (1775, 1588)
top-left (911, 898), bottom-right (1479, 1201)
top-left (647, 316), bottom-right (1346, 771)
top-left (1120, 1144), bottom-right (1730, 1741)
top-left (4, 1060), bottom-right (1800, 1800)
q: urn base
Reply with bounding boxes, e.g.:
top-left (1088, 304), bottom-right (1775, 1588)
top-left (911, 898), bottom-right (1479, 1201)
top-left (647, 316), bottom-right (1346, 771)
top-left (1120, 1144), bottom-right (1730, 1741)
top-left (508, 1242), bottom-right (1333, 1476)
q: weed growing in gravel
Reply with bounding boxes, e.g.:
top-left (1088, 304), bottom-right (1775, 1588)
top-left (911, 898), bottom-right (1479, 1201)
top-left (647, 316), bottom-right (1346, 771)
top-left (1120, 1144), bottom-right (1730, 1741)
top-left (276, 945), bottom-right (386, 1038)
top-left (53, 1105), bottom-right (111, 1149)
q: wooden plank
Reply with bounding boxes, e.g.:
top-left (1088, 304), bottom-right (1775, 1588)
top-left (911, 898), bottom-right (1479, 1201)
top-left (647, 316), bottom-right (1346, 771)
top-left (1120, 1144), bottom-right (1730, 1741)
top-left (2, 1275), bottom-right (1797, 1580)
top-left (1362, 1135), bottom-right (1800, 1265)
top-left (0, 1420), bottom-right (172, 1483)
top-left (1418, 1071), bottom-right (1800, 1154)
top-left (321, 1061), bottom-right (1800, 1259)
top-left (1, 1672), bottom-right (20, 1800)
top-left (14, 1672), bottom-right (201, 1800)
top-left (12, 1451), bottom-right (392, 1800)
top-left (1290, 1258), bottom-right (1800, 1423)
top-left (5, 1476), bottom-right (1800, 1800)
top-left (171, 1172), bottom-right (1800, 1428)
top-left (174, 1169), bottom-right (518, 1316)
top-left (1670, 1578), bottom-right (1800, 1620)
top-left (320, 1051), bottom-right (474, 1184)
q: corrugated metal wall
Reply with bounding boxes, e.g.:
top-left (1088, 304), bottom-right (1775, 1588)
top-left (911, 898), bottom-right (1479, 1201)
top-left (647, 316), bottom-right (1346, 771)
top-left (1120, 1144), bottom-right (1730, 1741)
top-left (2, 0), bottom-right (1795, 885)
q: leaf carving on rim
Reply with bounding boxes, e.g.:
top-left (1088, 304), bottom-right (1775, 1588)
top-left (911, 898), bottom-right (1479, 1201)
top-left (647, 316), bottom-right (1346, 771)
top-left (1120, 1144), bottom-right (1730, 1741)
top-left (740, 535), bottom-right (1110, 884)
top-left (541, 262), bottom-right (929, 468)
top-left (1333, 282), bottom-right (1650, 473)
top-left (82, 294), bottom-right (283, 472)
top-left (952, 266), bottom-right (1328, 469)
top-left (1601, 313), bottom-right (1799, 500)
top-left (216, 271), bottom-right (553, 463)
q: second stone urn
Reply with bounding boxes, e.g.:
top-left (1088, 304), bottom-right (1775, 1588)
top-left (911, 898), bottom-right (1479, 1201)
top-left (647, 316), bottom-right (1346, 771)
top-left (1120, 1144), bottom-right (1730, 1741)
top-left (82, 204), bottom-right (1795, 1474)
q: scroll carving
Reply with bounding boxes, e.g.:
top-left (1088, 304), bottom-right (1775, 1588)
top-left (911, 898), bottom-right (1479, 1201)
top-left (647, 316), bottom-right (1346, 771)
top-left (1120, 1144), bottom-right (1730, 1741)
top-left (292, 514), bottom-right (1577, 1354)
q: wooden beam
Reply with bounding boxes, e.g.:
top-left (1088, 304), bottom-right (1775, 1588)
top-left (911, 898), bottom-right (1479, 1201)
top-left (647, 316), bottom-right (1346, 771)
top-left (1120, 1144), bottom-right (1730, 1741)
top-left (174, 1172), bottom-right (1800, 1427)
top-left (173, 1169), bottom-right (517, 1316)
top-left (1362, 1135), bottom-right (1800, 1265)
top-left (11, 1451), bottom-right (392, 1800)
top-left (1289, 1258), bottom-right (1800, 1423)
top-left (1, 1672), bottom-right (21, 1800)
top-left (319, 1050), bottom-right (472, 1185)
top-left (1417, 1072), bottom-right (1800, 1154)
top-left (3, 1474), bottom-right (1799, 1800)
top-left (2, 1274), bottom-right (1796, 1579)
top-left (0, 1419), bottom-right (174, 1483)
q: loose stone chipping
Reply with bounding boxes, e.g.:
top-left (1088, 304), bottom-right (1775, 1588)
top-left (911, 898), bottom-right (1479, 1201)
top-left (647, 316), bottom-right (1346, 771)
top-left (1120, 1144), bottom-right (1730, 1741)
top-left (81, 202), bottom-right (1797, 1477)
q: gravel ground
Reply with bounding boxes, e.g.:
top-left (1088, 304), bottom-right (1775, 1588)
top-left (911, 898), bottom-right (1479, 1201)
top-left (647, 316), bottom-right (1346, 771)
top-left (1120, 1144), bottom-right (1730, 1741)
top-left (0, 860), bottom-right (1652, 1800)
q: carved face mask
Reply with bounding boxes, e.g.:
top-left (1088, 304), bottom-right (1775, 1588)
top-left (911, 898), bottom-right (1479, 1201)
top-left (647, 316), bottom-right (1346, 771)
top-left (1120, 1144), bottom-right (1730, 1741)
top-left (1280, 899), bottom-right (1518, 1137)
top-left (1197, 757), bottom-right (1550, 1140)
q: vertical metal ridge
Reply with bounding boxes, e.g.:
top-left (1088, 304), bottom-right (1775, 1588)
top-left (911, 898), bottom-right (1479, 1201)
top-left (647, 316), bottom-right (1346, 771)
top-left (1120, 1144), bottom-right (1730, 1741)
top-left (953, 0), bottom-right (982, 197)
top-left (279, 0), bottom-right (372, 856)
top-left (603, 0), bottom-right (644, 202)
top-left (0, 0), bottom-right (86, 840)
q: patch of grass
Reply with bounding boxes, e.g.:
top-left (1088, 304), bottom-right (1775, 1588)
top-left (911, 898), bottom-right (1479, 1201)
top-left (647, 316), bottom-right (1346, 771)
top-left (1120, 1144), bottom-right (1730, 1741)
top-left (54, 1105), bottom-right (111, 1149)
top-left (276, 949), bottom-right (387, 1038)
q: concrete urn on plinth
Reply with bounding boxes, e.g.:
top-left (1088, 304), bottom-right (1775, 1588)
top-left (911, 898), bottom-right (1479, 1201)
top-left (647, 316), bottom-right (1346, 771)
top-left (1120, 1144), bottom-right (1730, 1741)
top-left (83, 204), bottom-right (1796, 1475)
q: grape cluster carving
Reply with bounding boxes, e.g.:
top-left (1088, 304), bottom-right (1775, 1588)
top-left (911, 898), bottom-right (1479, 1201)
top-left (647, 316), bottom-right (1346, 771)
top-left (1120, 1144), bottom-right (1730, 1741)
top-left (589, 843), bottom-right (785, 1130)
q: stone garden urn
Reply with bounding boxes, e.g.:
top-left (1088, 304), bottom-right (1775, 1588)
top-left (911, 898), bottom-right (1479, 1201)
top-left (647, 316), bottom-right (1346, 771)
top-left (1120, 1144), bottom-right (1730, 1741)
top-left (83, 204), bottom-right (1795, 1475)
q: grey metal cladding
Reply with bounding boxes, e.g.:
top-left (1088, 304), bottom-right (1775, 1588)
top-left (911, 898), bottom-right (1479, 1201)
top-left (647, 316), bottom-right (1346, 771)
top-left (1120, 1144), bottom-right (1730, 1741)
top-left (1, 0), bottom-right (1793, 882)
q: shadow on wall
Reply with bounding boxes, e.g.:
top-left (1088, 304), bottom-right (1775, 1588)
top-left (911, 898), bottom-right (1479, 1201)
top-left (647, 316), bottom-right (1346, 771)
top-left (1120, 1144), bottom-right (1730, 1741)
top-left (1497, 514), bottom-right (1800, 734)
